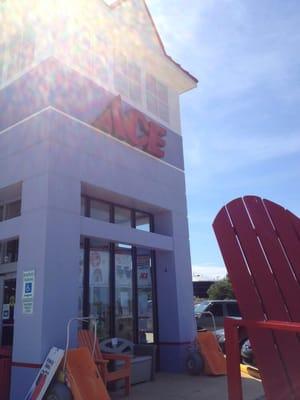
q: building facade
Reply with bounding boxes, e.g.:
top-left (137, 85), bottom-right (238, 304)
top-left (0, 0), bottom-right (197, 398)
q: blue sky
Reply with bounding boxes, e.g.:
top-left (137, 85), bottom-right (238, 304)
top-left (147, 0), bottom-right (300, 279)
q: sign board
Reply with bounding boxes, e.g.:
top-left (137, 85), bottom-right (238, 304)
top-left (89, 250), bottom-right (109, 287)
top-left (2, 304), bottom-right (10, 320)
top-left (23, 301), bottom-right (34, 314)
top-left (93, 96), bottom-right (167, 158)
top-left (24, 347), bottom-right (64, 400)
top-left (22, 270), bottom-right (35, 314)
top-left (23, 270), bottom-right (35, 299)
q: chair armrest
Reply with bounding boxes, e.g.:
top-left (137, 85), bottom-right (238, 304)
top-left (133, 344), bottom-right (156, 380)
top-left (134, 344), bottom-right (156, 357)
top-left (103, 352), bottom-right (131, 369)
top-left (95, 358), bottom-right (109, 365)
top-left (224, 317), bottom-right (300, 400)
top-left (225, 317), bottom-right (300, 333)
top-left (103, 353), bottom-right (131, 362)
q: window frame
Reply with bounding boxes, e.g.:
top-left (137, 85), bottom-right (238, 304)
top-left (114, 53), bottom-right (142, 104)
top-left (0, 199), bottom-right (21, 222)
top-left (81, 195), bottom-right (154, 233)
top-left (81, 237), bottom-right (158, 345)
top-left (0, 238), bottom-right (19, 265)
top-left (145, 73), bottom-right (169, 123)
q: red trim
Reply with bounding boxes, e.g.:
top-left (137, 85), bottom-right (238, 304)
top-left (12, 362), bottom-right (42, 369)
top-left (109, 0), bottom-right (198, 84)
top-left (0, 358), bottom-right (11, 400)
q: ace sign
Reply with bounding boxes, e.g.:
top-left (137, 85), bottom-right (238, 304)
top-left (93, 96), bottom-right (167, 158)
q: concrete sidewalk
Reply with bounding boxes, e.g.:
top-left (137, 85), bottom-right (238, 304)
top-left (111, 372), bottom-right (264, 400)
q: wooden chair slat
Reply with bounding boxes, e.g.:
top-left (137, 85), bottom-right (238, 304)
top-left (245, 196), bottom-right (300, 319)
top-left (265, 200), bottom-right (300, 283)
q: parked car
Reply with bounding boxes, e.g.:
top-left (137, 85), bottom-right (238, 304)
top-left (214, 327), bottom-right (248, 355)
top-left (194, 300), bottom-right (241, 330)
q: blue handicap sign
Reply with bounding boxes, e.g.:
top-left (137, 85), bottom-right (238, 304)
top-left (25, 282), bottom-right (32, 294)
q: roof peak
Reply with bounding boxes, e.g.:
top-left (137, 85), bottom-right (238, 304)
top-left (106, 0), bottom-right (197, 84)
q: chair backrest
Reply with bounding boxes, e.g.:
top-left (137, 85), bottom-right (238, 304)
top-left (78, 329), bottom-right (103, 361)
top-left (213, 196), bottom-right (300, 400)
top-left (66, 347), bottom-right (110, 400)
top-left (100, 337), bottom-right (134, 354)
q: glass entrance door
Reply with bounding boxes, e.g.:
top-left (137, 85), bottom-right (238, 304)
top-left (0, 274), bottom-right (16, 346)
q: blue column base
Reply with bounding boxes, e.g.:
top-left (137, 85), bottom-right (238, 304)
top-left (159, 343), bottom-right (191, 373)
top-left (10, 365), bottom-right (39, 400)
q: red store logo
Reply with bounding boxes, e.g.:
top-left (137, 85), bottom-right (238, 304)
top-left (93, 96), bottom-right (166, 158)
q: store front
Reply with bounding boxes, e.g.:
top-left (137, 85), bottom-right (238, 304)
top-left (0, 1), bottom-right (197, 398)
top-left (80, 196), bottom-right (157, 344)
top-left (81, 239), bottom-right (157, 344)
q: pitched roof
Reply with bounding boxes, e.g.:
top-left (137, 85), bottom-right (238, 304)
top-left (108, 0), bottom-right (198, 84)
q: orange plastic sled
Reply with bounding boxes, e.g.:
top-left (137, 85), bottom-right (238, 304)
top-left (65, 347), bottom-right (110, 400)
top-left (196, 331), bottom-right (226, 375)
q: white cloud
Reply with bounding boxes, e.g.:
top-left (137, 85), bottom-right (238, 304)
top-left (192, 264), bottom-right (227, 281)
top-left (184, 130), bottom-right (300, 186)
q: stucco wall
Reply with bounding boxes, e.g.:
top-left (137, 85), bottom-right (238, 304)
top-left (0, 63), bottom-right (195, 399)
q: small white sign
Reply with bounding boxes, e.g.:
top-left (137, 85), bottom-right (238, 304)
top-left (25, 347), bottom-right (65, 400)
top-left (23, 301), bottom-right (33, 315)
top-left (2, 304), bottom-right (10, 320)
top-left (23, 270), bottom-right (35, 299)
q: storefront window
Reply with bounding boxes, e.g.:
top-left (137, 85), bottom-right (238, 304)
top-left (135, 211), bottom-right (150, 232)
top-left (146, 73), bottom-right (169, 123)
top-left (79, 242), bottom-right (84, 317)
top-left (114, 206), bottom-right (132, 227)
top-left (0, 200), bottom-right (21, 221)
top-left (115, 244), bottom-right (133, 341)
top-left (90, 199), bottom-right (110, 222)
top-left (0, 239), bottom-right (19, 264)
top-left (5, 200), bottom-right (21, 220)
top-left (6, 239), bottom-right (18, 264)
top-left (81, 196), bottom-right (86, 216)
top-left (81, 239), bottom-right (157, 344)
top-left (137, 248), bottom-right (154, 343)
top-left (89, 239), bottom-right (110, 340)
top-left (114, 53), bottom-right (141, 103)
top-left (80, 195), bottom-right (154, 232)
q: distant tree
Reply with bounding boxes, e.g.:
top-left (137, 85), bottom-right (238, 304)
top-left (207, 276), bottom-right (235, 300)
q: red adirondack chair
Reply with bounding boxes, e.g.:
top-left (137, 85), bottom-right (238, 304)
top-left (213, 196), bottom-right (300, 400)
top-left (78, 329), bottom-right (131, 395)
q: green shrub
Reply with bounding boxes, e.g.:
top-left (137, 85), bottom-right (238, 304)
top-left (207, 276), bottom-right (235, 300)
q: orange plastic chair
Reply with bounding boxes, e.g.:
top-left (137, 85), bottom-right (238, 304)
top-left (78, 329), bottom-right (131, 395)
top-left (65, 347), bottom-right (110, 400)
